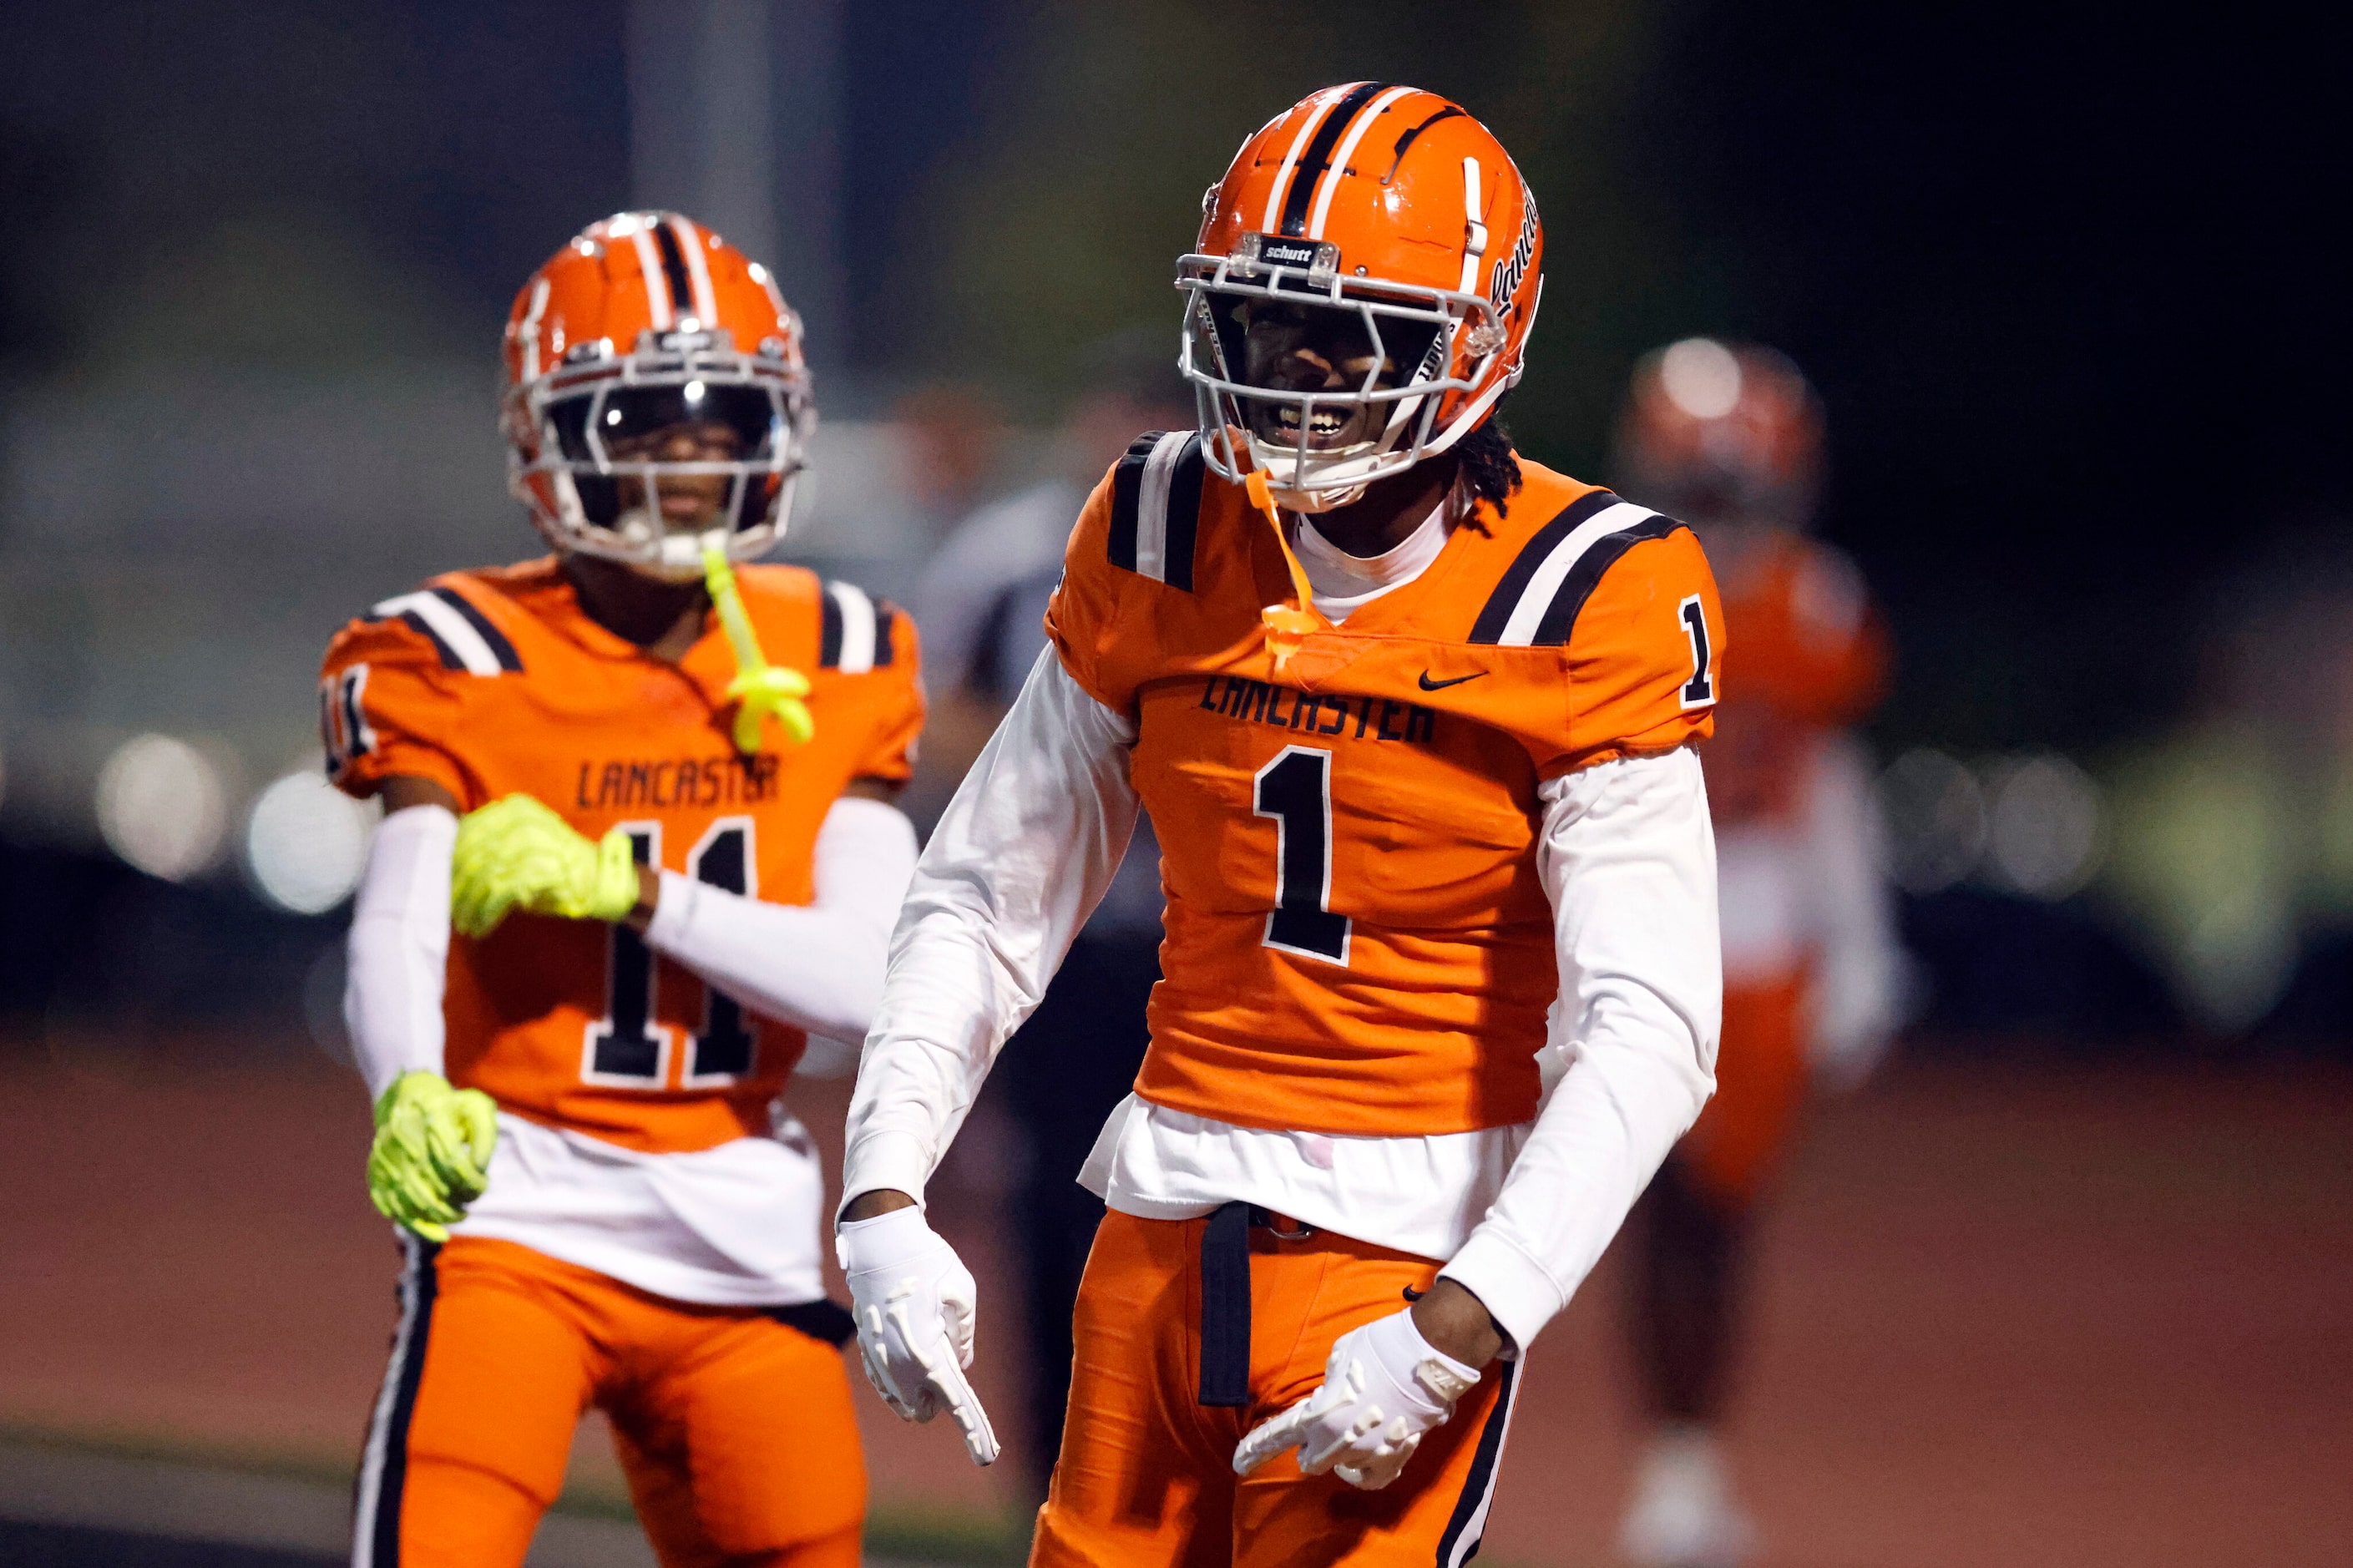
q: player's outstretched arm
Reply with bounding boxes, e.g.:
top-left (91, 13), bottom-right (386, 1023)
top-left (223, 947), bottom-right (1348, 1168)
top-left (835, 1203), bottom-right (999, 1466)
top-left (837, 647), bottom-right (1142, 1464)
top-left (1438, 745), bottom-right (1723, 1353)
top-left (638, 793), bottom-right (918, 1045)
top-left (346, 776), bottom-right (500, 1242)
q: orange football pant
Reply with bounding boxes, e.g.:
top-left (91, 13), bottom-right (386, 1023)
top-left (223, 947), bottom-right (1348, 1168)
top-left (1031, 1209), bottom-right (1521, 1568)
top-left (1677, 974), bottom-right (1810, 1207)
top-left (353, 1235), bottom-right (864, 1568)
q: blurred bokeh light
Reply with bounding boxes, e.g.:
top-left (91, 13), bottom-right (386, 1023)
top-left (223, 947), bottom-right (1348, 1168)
top-left (245, 768), bottom-right (376, 915)
top-left (94, 733), bottom-right (230, 883)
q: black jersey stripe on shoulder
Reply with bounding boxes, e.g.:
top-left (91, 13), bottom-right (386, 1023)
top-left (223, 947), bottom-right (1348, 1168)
top-left (818, 580), bottom-right (885, 673)
top-left (1526, 513), bottom-right (1688, 648)
top-left (1106, 430), bottom-right (1203, 591)
top-left (362, 586), bottom-right (516, 676)
top-left (872, 601), bottom-right (898, 667)
top-left (1106, 432), bottom-right (1165, 575)
top-left (427, 586), bottom-right (523, 670)
top-left (818, 584), bottom-right (843, 668)
top-left (1161, 434), bottom-right (1205, 593)
top-left (1467, 488), bottom-right (1628, 644)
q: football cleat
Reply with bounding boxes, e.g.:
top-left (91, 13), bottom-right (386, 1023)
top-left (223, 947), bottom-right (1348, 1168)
top-left (1178, 84), bottom-right (1545, 513)
top-left (501, 211), bottom-right (815, 581)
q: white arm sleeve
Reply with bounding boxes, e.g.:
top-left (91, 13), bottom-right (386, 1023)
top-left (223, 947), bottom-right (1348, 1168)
top-left (343, 803), bottom-right (457, 1100)
top-left (1438, 746), bottom-right (1723, 1352)
top-left (842, 647), bottom-right (1143, 1209)
top-left (642, 795), bottom-right (919, 1053)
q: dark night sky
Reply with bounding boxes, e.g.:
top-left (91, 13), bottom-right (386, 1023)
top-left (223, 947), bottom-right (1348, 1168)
top-left (1, 3), bottom-right (2341, 749)
top-left (1627, 5), bottom-right (2347, 746)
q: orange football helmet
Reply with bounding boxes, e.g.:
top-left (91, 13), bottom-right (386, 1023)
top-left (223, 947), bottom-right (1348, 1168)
top-left (501, 211), bottom-right (813, 580)
top-left (1179, 83), bottom-right (1544, 511)
top-left (1615, 338), bottom-right (1824, 532)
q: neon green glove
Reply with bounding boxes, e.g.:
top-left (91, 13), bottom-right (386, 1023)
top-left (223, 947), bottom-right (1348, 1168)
top-left (367, 1070), bottom-right (498, 1243)
top-left (450, 794), bottom-right (640, 938)
top-left (704, 543), bottom-right (815, 752)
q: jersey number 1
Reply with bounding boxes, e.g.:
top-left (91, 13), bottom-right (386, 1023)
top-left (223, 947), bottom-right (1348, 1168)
top-left (1254, 746), bottom-right (1351, 965)
top-left (583, 820), bottom-right (757, 1088)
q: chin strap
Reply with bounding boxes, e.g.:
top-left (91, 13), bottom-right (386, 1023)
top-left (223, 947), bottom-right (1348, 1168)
top-left (701, 542), bottom-right (815, 754)
top-left (1245, 470), bottom-right (1326, 677)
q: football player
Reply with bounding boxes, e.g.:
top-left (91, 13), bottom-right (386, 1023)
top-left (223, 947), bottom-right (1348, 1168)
top-left (1610, 339), bottom-right (1899, 1568)
top-left (321, 212), bottom-right (924, 1568)
top-left (836, 85), bottom-right (1725, 1565)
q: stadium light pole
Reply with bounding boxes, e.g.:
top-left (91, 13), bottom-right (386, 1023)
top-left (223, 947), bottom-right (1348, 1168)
top-left (626, 0), bottom-right (847, 371)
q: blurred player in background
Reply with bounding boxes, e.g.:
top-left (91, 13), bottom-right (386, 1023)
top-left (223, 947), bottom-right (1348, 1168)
top-left (909, 346), bottom-right (1191, 1498)
top-left (1610, 338), bottom-right (1900, 1568)
top-left (319, 211), bottom-right (923, 1568)
top-left (837, 84), bottom-right (1726, 1566)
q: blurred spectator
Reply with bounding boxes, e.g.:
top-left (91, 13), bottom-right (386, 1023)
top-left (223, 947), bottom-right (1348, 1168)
top-left (1610, 340), bottom-right (1905, 1568)
top-left (893, 380), bottom-right (1010, 548)
top-left (911, 335), bottom-right (1189, 1497)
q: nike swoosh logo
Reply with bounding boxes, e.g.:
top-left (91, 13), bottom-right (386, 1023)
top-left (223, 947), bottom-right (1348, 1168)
top-left (1418, 670), bottom-right (1487, 691)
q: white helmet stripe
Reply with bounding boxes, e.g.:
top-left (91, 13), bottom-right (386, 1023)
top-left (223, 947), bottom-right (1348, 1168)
top-left (1458, 157), bottom-right (1487, 294)
top-left (1308, 86), bottom-right (1415, 240)
top-left (515, 277), bottom-right (551, 382)
top-left (630, 223), bottom-right (674, 328)
top-left (1260, 89), bottom-right (1345, 235)
top-left (670, 216), bottom-right (720, 325)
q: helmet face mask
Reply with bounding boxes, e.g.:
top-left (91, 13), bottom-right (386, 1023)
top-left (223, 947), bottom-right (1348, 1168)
top-left (502, 214), bottom-right (815, 581)
top-left (1177, 85), bottom-right (1544, 515)
top-left (1180, 245), bottom-right (1504, 513)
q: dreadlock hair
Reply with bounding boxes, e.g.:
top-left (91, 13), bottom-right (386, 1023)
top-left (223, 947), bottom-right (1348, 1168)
top-left (1454, 403), bottom-right (1522, 519)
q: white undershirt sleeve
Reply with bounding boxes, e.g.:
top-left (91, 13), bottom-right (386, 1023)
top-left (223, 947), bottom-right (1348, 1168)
top-left (1438, 746), bottom-right (1723, 1353)
top-left (842, 647), bottom-right (1143, 1211)
top-left (642, 795), bottom-right (919, 1050)
top-left (343, 803), bottom-right (458, 1100)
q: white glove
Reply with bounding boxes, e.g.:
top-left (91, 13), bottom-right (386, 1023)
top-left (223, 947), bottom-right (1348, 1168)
top-left (1232, 1307), bottom-right (1480, 1490)
top-left (836, 1205), bottom-right (999, 1466)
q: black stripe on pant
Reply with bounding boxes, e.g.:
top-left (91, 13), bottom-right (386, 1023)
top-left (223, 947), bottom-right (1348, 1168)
top-left (1435, 1357), bottom-right (1521, 1567)
top-left (353, 1236), bottom-right (440, 1568)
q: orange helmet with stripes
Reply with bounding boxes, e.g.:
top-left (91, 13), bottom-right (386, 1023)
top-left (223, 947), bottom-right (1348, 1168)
top-left (1178, 83), bottom-right (1543, 512)
top-left (500, 211), bottom-right (814, 580)
top-left (1615, 337), bottom-right (1824, 532)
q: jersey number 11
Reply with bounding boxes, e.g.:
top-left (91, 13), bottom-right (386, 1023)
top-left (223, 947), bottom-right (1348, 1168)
top-left (583, 819), bottom-right (757, 1088)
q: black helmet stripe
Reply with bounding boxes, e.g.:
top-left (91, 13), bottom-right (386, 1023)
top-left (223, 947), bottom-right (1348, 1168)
top-left (1278, 82), bottom-right (1387, 238)
top-left (650, 220), bottom-right (697, 326)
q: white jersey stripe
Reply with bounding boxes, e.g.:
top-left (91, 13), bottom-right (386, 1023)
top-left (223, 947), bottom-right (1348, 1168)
top-left (1493, 501), bottom-right (1657, 648)
top-left (828, 581), bottom-right (878, 675)
top-left (671, 216), bottom-right (720, 325)
top-left (1308, 86), bottom-right (1415, 240)
top-left (1261, 89), bottom-right (1344, 235)
top-left (1132, 430), bottom-right (1193, 584)
top-left (372, 591), bottom-right (509, 677)
top-left (630, 223), bottom-right (674, 328)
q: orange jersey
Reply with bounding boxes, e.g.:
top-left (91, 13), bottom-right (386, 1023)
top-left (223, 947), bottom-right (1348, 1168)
top-left (1047, 434), bottom-right (1722, 1138)
top-left (1701, 531), bottom-right (1889, 825)
top-left (320, 559), bottom-right (923, 1154)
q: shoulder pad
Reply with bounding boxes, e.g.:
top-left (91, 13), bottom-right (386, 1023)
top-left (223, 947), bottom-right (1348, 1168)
top-left (1467, 490), bottom-right (1689, 648)
top-left (1106, 430), bottom-right (1205, 592)
top-left (818, 579), bottom-right (898, 673)
top-left (361, 581), bottom-right (524, 675)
